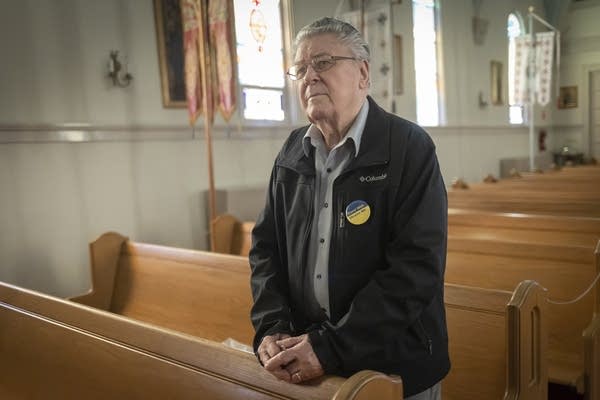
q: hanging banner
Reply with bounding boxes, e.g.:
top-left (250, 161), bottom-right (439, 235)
top-left (181, 0), bottom-right (236, 126)
top-left (208, 0), bottom-right (236, 121)
top-left (181, 0), bottom-right (204, 125)
top-left (513, 35), bottom-right (531, 105)
top-left (535, 31), bottom-right (555, 106)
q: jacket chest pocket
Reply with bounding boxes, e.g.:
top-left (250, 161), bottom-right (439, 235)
top-left (337, 183), bottom-right (389, 260)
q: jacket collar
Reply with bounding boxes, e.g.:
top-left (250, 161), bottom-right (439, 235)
top-left (277, 96), bottom-right (390, 175)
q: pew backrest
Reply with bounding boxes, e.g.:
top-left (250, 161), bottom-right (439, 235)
top-left (72, 232), bottom-right (255, 344)
top-left (212, 213), bottom-right (254, 256)
top-left (2, 281), bottom-right (403, 400)
top-left (448, 208), bottom-right (600, 248)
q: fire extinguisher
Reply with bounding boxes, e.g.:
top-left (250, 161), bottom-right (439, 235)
top-left (538, 129), bottom-right (547, 152)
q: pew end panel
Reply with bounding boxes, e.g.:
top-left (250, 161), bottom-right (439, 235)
top-left (443, 280), bottom-right (548, 400)
top-left (505, 280), bottom-right (548, 400)
top-left (583, 316), bottom-right (600, 400)
top-left (0, 281), bottom-right (403, 400)
top-left (212, 213), bottom-right (253, 256)
top-left (582, 240), bottom-right (600, 400)
top-left (70, 231), bottom-right (127, 310)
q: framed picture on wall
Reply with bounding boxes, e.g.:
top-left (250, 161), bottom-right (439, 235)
top-left (490, 60), bottom-right (503, 105)
top-left (558, 86), bottom-right (578, 109)
top-left (154, 0), bottom-right (186, 108)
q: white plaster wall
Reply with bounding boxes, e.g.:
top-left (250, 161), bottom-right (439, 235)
top-left (551, 2), bottom-right (600, 155)
top-left (0, 137), bottom-right (285, 296)
top-left (440, 0), bottom-right (546, 126)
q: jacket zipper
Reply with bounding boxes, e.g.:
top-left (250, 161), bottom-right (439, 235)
top-left (298, 187), bottom-right (314, 310)
top-left (416, 318), bottom-right (433, 355)
top-left (328, 191), bottom-right (346, 322)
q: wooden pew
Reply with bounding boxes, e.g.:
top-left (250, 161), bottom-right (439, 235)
top-left (72, 233), bottom-right (549, 400)
top-left (448, 165), bottom-right (600, 217)
top-left (448, 208), bottom-right (600, 248)
top-left (445, 237), bottom-right (600, 396)
top-left (71, 231), bottom-right (255, 345)
top-left (487, 164), bottom-right (599, 183)
top-left (515, 165), bottom-right (600, 180)
top-left (0, 281), bottom-right (403, 399)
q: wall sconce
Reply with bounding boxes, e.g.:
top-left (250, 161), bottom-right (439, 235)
top-left (107, 50), bottom-right (133, 87)
top-left (478, 91), bottom-right (488, 108)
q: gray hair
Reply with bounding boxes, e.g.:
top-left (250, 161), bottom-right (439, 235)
top-left (294, 17), bottom-right (370, 62)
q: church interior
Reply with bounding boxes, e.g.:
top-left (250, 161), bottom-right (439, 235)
top-left (0, 0), bottom-right (599, 398)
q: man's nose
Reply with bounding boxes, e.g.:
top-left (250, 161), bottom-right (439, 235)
top-left (303, 64), bottom-right (320, 82)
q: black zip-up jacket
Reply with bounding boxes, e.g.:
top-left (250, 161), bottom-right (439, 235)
top-left (250, 97), bottom-right (450, 397)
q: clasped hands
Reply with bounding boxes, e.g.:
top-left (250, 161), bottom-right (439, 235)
top-left (258, 333), bottom-right (324, 383)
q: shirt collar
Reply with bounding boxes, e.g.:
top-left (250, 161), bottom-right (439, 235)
top-left (302, 99), bottom-right (369, 158)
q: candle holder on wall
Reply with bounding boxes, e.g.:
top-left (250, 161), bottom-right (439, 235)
top-left (107, 50), bottom-right (133, 88)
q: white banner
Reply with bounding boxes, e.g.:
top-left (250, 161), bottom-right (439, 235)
top-left (513, 35), bottom-right (531, 105)
top-left (535, 31), bottom-right (555, 106)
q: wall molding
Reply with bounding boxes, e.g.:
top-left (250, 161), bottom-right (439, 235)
top-left (0, 122), bottom-right (583, 143)
top-left (0, 123), bottom-right (294, 143)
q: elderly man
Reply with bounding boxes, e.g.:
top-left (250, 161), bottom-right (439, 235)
top-left (249, 17), bottom-right (449, 399)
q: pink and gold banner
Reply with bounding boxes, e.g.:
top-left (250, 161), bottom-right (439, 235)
top-left (181, 0), bottom-right (236, 126)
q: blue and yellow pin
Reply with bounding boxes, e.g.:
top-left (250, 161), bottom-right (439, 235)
top-left (345, 200), bottom-right (371, 225)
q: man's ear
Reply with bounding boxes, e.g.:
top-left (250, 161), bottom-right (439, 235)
top-left (358, 60), bottom-right (370, 89)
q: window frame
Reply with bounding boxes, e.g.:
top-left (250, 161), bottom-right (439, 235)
top-left (507, 11), bottom-right (526, 125)
top-left (412, 0), bottom-right (445, 127)
top-left (233, 0), bottom-right (297, 127)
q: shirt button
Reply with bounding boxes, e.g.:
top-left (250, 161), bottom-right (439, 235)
top-left (326, 168), bottom-right (332, 173)
top-left (316, 274), bottom-right (322, 279)
top-left (319, 238), bottom-right (325, 243)
top-left (324, 202), bottom-right (328, 208)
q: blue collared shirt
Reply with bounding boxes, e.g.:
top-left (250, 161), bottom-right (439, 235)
top-left (301, 99), bottom-right (369, 319)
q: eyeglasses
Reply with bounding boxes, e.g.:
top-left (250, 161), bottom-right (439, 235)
top-left (286, 55), bottom-right (357, 80)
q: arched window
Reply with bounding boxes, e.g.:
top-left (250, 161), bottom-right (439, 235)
top-left (233, 0), bottom-right (288, 122)
top-left (507, 12), bottom-right (524, 124)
